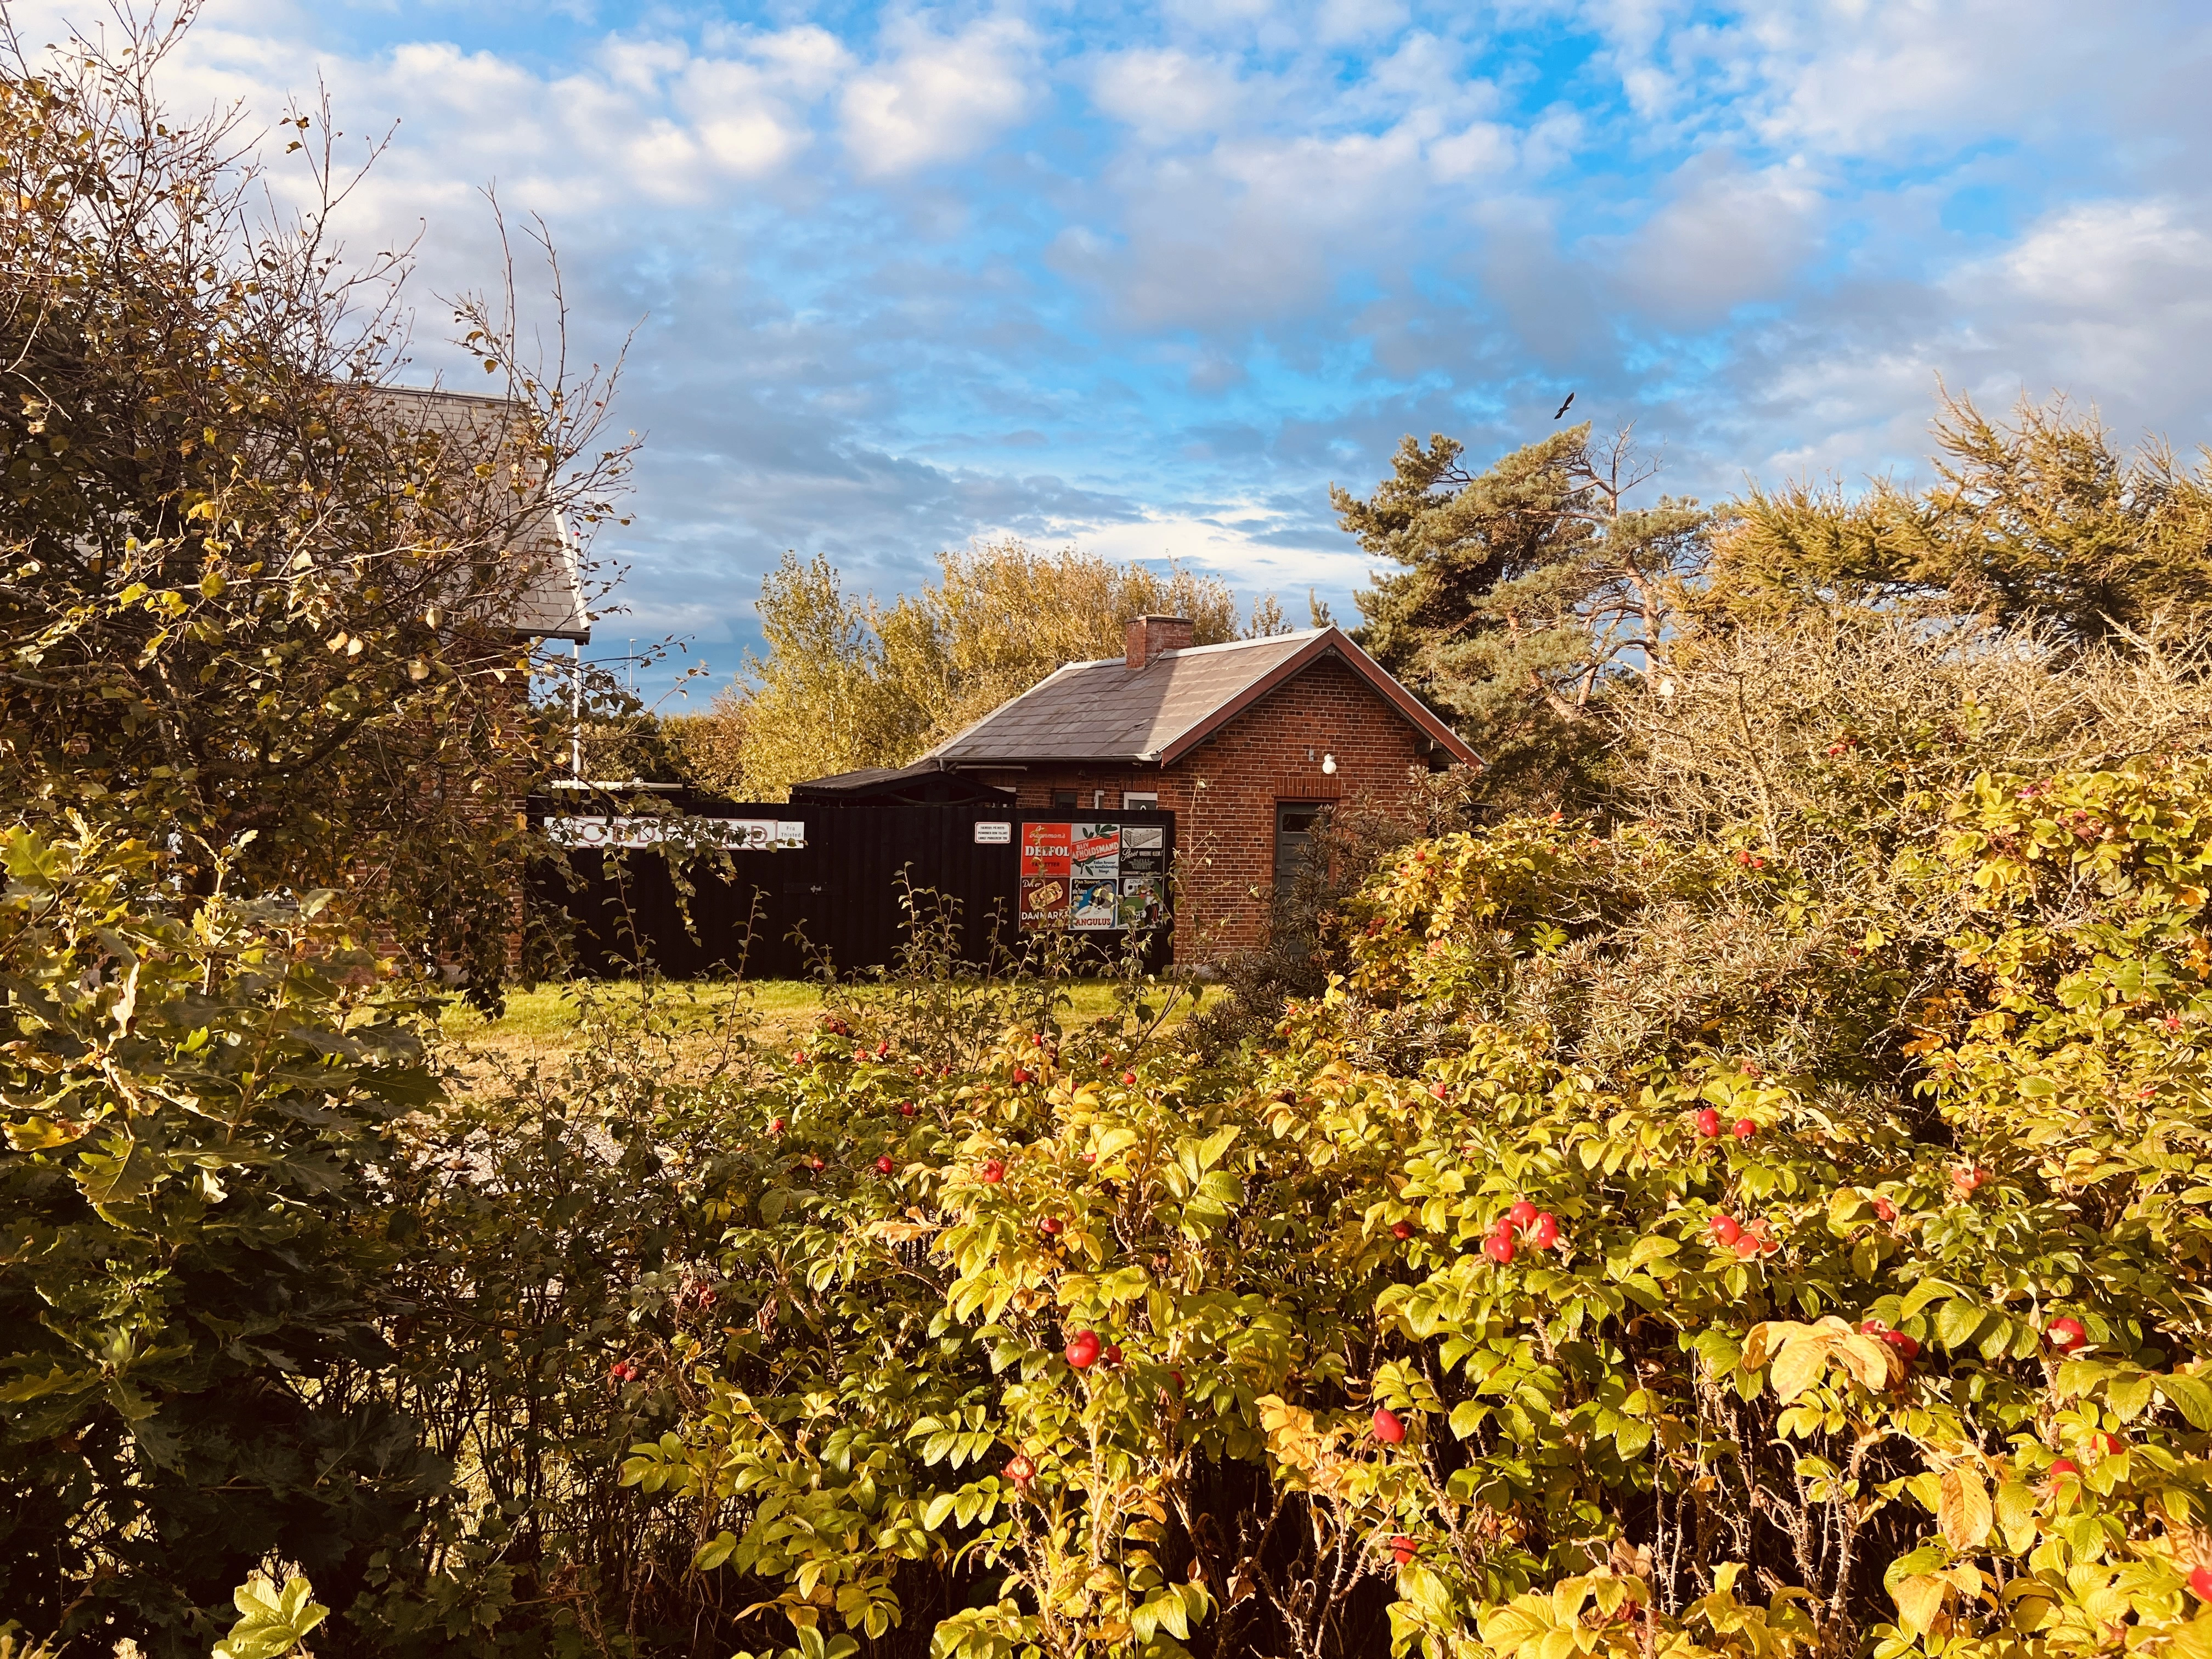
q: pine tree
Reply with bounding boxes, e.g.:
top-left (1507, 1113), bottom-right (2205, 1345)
top-left (1333, 425), bottom-right (1709, 800)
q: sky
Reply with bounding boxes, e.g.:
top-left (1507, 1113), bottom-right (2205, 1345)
top-left (49, 0), bottom-right (2212, 703)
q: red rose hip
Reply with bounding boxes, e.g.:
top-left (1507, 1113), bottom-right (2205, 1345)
top-left (1064, 1330), bottom-right (1101, 1369)
top-left (1372, 1406), bottom-right (1406, 1444)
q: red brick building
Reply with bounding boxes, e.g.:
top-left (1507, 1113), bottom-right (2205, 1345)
top-left (798, 617), bottom-right (1476, 961)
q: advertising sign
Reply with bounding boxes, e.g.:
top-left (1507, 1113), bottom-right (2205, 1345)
top-left (1019, 821), bottom-right (1167, 932)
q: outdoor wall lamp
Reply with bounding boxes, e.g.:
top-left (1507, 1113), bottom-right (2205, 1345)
top-left (1322, 752), bottom-right (1338, 775)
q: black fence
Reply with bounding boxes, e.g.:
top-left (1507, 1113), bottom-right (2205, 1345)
top-left (528, 795), bottom-right (1176, 980)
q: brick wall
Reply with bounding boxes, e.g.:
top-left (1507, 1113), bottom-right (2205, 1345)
top-left (973, 654), bottom-right (1435, 962)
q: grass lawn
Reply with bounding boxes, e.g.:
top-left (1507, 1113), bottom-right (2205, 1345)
top-left (437, 976), bottom-right (1216, 1076)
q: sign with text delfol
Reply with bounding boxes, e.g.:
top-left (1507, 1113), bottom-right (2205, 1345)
top-left (1020, 822), bottom-right (1072, 876)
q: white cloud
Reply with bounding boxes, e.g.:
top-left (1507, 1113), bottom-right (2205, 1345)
top-left (1092, 48), bottom-right (1244, 140)
top-left (1611, 156), bottom-right (1825, 325)
top-left (839, 18), bottom-right (1039, 177)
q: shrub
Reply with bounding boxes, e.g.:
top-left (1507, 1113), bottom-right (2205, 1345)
top-left (0, 826), bottom-right (443, 1654)
top-left (600, 742), bottom-right (2212, 1659)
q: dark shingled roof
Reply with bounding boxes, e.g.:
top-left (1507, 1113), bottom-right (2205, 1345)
top-left (922, 626), bottom-right (1478, 766)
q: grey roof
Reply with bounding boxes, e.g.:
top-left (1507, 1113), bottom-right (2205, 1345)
top-left (923, 627), bottom-right (1480, 766)
top-left (365, 386), bottom-right (590, 642)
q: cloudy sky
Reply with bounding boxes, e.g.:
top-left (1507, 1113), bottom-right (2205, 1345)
top-left (71, 0), bottom-right (2212, 700)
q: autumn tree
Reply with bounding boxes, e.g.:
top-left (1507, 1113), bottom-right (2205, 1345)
top-left (0, 7), bottom-right (629, 989)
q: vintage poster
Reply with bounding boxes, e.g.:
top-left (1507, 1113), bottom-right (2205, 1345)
top-left (1021, 821), bottom-right (1073, 877)
top-left (1117, 823), bottom-right (1165, 874)
top-left (1020, 822), bottom-right (1074, 929)
top-left (1116, 873), bottom-right (1164, 930)
top-left (1071, 822), bottom-right (1121, 881)
top-left (1021, 877), bottom-right (1071, 930)
top-left (1070, 878), bottom-right (1120, 930)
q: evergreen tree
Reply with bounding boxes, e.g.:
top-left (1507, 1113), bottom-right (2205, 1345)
top-left (1333, 425), bottom-right (1709, 801)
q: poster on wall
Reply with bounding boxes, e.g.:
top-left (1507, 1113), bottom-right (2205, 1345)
top-left (1020, 821), bottom-right (1074, 929)
top-left (1116, 873), bottom-right (1164, 930)
top-left (1020, 821), bottom-right (1170, 932)
top-left (1071, 878), bottom-right (1119, 929)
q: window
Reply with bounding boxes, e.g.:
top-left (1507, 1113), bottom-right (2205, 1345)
top-left (1122, 792), bottom-right (1159, 810)
top-left (1274, 801), bottom-right (1330, 897)
top-left (1051, 788), bottom-right (1077, 809)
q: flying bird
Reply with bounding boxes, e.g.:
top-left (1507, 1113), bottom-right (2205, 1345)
top-left (1553, 391), bottom-right (1576, 421)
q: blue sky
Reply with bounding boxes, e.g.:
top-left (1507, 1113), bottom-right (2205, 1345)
top-left (82, 0), bottom-right (2212, 702)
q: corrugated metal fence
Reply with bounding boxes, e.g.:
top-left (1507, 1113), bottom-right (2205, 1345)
top-left (529, 797), bottom-right (1176, 980)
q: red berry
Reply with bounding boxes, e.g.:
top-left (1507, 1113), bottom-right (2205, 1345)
top-left (2190, 1566), bottom-right (2212, 1601)
top-left (807, 1156), bottom-right (825, 1172)
top-left (1006, 1452), bottom-right (1035, 1484)
top-left (876, 1155), bottom-right (895, 1175)
top-left (1012, 1068), bottom-right (1030, 1085)
top-left (1529, 1212), bottom-right (1559, 1249)
top-left (1032, 1034), bottom-right (1045, 1047)
top-left (2049, 1457), bottom-right (2079, 1480)
top-left (1506, 1199), bottom-right (1539, 1230)
top-left (1104, 1344), bottom-right (1124, 1366)
top-left (1391, 1534), bottom-right (1417, 1565)
top-left (1122, 1071), bottom-right (1137, 1086)
top-left (1040, 1216), bottom-right (1063, 1236)
top-left (900, 1101), bottom-right (918, 1117)
top-left (1391, 1221), bottom-right (1413, 1240)
top-left (2047, 1317), bottom-right (2087, 1352)
top-left (981, 1159), bottom-right (1006, 1184)
top-left (1695, 1108), bottom-right (1721, 1137)
top-left (1873, 1196), bottom-right (1897, 1222)
top-left (1064, 1330), bottom-right (1101, 1369)
top-left (1733, 1118), bottom-right (1757, 1140)
top-left (1709, 1215), bottom-right (1742, 1246)
top-left (1878, 1328), bottom-right (1920, 1361)
top-left (1483, 1231), bottom-right (1515, 1265)
top-left (768, 1117), bottom-right (786, 1135)
top-left (1372, 1406), bottom-right (1406, 1444)
top-left (2098, 1432), bottom-right (2125, 1454)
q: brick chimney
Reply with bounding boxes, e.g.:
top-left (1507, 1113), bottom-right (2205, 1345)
top-left (1125, 614), bottom-right (1194, 670)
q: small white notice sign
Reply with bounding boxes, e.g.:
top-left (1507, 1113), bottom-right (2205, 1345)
top-left (974, 821), bottom-right (1012, 844)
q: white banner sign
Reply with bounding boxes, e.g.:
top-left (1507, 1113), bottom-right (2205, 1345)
top-left (545, 816), bottom-right (805, 851)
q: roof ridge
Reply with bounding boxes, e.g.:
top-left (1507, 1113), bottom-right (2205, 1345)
top-left (1055, 625), bottom-right (1330, 672)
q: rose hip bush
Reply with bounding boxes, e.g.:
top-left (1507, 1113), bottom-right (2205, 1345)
top-left (610, 754), bottom-right (2212, 1659)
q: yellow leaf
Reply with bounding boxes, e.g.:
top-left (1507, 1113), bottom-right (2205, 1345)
top-left (1894, 1575), bottom-right (1948, 1635)
top-left (1770, 1333), bottom-right (1835, 1401)
top-left (1939, 1467), bottom-right (1993, 1551)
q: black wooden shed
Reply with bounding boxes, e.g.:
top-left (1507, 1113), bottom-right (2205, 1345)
top-left (530, 791), bottom-right (1176, 980)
